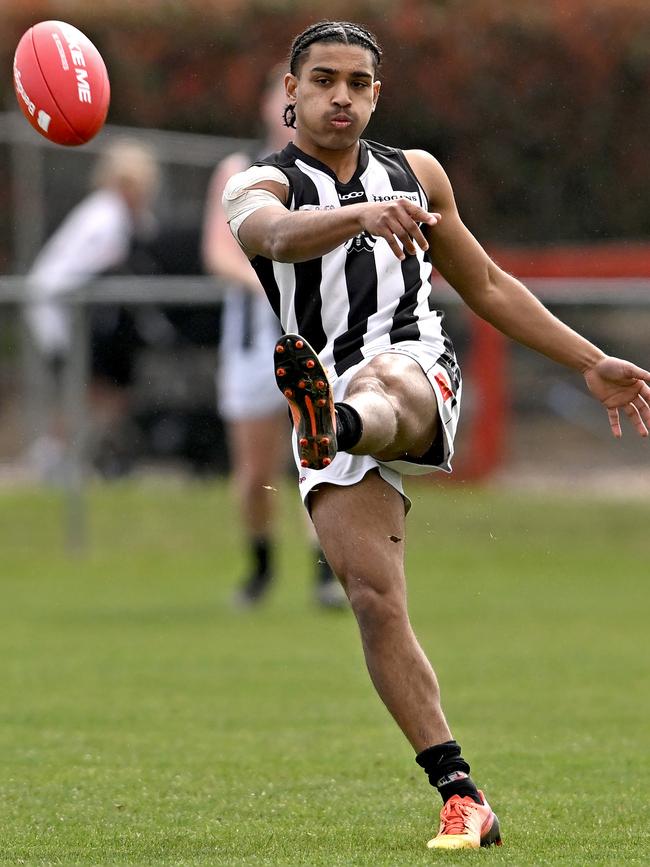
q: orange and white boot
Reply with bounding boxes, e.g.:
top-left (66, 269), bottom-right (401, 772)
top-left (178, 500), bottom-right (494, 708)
top-left (274, 333), bottom-right (337, 471)
top-left (427, 791), bottom-right (502, 850)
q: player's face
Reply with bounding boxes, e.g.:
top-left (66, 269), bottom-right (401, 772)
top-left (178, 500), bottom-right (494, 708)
top-left (287, 43), bottom-right (380, 153)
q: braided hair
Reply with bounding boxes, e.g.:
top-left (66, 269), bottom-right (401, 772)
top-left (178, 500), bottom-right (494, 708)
top-left (283, 21), bottom-right (383, 128)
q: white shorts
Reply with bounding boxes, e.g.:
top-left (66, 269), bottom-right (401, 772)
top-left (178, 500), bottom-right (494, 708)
top-left (217, 291), bottom-right (287, 422)
top-left (293, 340), bottom-right (462, 510)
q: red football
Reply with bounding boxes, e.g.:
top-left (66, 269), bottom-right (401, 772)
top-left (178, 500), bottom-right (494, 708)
top-left (13, 20), bottom-right (110, 146)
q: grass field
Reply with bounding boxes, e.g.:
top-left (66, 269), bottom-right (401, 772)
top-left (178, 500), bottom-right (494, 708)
top-left (1, 478), bottom-right (649, 865)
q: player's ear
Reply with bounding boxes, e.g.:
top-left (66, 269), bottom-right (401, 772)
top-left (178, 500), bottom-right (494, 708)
top-left (285, 73), bottom-right (298, 102)
top-left (372, 80), bottom-right (381, 112)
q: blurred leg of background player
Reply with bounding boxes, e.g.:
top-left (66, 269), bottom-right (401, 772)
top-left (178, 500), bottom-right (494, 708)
top-left (87, 305), bottom-right (144, 478)
top-left (217, 293), bottom-right (346, 608)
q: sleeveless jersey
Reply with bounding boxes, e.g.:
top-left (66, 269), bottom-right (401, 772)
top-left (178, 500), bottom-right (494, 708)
top-left (250, 139), bottom-right (458, 384)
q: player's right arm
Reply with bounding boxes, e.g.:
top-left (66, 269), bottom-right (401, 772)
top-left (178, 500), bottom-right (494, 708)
top-left (223, 169), bottom-right (439, 263)
top-left (202, 153), bottom-right (264, 293)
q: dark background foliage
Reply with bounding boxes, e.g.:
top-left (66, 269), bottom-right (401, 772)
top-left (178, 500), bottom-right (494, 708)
top-left (3, 0), bottom-right (650, 248)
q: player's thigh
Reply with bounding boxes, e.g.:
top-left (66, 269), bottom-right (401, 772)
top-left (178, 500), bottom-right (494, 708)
top-left (310, 469), bottom-right (407, 595)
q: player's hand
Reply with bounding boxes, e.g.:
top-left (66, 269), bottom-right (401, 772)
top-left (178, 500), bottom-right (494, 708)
top-left (359, 200), bottom-right (441, 260)
top-left (583, 356), bottom-right (650, 438)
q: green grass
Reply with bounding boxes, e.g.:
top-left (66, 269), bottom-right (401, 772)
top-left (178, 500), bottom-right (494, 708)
top-left (1, 478), bottom-right (649, 865)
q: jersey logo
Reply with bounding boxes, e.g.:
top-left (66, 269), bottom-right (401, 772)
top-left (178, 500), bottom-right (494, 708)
top-left (298, 204), bottom-right (335, 211)
top-left (345, 231), bottom-right (377, 254)
top-left (434, 372), bottom-right (454, 402)
top-left (372, 192), bottom-right (419, 203)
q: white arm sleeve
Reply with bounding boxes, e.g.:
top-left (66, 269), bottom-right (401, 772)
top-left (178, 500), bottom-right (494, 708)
top-left (222, 165), bottom-right (289, 242)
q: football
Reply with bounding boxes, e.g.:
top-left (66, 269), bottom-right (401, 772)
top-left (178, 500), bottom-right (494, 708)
top-left (13, 20), bottom-right (110, 146)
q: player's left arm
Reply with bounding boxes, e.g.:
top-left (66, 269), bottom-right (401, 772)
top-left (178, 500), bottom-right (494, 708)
top-left (405, 149), bottom-right (650, 437)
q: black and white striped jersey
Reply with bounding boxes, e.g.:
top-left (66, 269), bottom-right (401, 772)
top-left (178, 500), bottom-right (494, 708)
top-left (250, 139), bottom-right (455, 379)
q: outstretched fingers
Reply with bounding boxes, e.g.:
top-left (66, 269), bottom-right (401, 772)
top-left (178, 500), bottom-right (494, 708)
top-left (372, 202), bottom-right (440, 261)
top-left (628, 391), bottom-right (650, 436)
top-left (607, 407), bottom-right (622, 439)
top-left (381, 216), bottom-right (411, 259)
top-left (608, 390), bottom-right (650, 438)
top-left (586, 357), bottom-right (650, 438)
top-left (392, 212), bottom-right (440, 260)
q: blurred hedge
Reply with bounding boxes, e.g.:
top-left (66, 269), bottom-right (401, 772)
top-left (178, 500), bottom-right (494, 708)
top-left (3, 0), bottom-right (650, 244)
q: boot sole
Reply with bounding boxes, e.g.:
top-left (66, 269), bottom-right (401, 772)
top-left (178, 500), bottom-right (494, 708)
top-left (274, 334), bottom-right (337, 471)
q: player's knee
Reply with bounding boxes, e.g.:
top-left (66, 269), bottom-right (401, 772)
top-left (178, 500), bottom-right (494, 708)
top-left (347, 355), bottom-right (402, 402)
top-left (348, 356), bottom-right (425, 431)
top-left (349, 355), bottom-right (438, 459)
top-left (345, 579), bottom-right (406, 633)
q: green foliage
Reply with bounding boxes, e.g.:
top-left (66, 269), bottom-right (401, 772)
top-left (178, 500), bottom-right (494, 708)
top-left (3, 0), bottom-right (650, 240)
top-left (1, 479), bottom-right (649, 864)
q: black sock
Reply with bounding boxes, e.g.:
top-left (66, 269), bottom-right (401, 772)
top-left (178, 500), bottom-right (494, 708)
top-left (250, 536), bottom-right (272, 580)
top-left (415, 740), bottom-right (482, 804)
top-left (335, 402), bottom-right (363, 451)
top-left (314, 548), bottom-right (334, 585)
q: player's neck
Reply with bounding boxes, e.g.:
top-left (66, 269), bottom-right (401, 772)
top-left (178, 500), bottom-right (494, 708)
top-left (293, 135), bottom-right (361, 184)
top-left (266, 131), bottom-right (293, 153)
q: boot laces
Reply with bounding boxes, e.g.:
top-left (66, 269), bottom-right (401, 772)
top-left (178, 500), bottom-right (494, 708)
top-left (441, 797), bottom-right (475, 835)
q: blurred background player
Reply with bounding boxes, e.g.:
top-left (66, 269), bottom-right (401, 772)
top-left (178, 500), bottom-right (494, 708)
top-left (202, 66), bottom-right (346, 608)
top-left (25, 138), bottom-right (160, 480)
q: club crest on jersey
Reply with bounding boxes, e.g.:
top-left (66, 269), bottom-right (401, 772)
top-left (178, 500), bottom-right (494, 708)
top-left (345, 231), bottom-right (377, 254)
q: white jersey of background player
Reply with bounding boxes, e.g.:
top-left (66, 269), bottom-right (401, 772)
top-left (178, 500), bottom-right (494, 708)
top-left (25, 139), bottom-right (159, 480)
